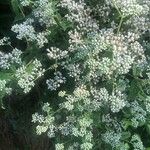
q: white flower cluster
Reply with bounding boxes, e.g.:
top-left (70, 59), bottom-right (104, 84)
top-left (102, 114), bottom-right (113, 124)
top-left (55, 143), bottom-right (64, 150)
top-left (46, 71), bottom-right (66, 91)
top-left (58, 114), bottom-right (93, 149)
top-left (47, 47), bottom-right (68, 60)
top-left (91, 87), bottom-right (126, 112)
top-left (0, 80), bottom-right (12, 96)
top-left (59, 83), bottom-right (126, 113)
top-left (32, 84), bottom-right (127, 149)
top-left (36, 32), bottom-right (49, 48)
top-left (58, 120), bottom-right (74, 136)
top-left (68, 29), bottom-right (83, 47)
top-left (111, 0), bottom-right (150, 32)
top-left (130, 101), bottom-right (147, 128)
top-left (59, 0), bottom-right (98, 32)
top-left (11, 19), bottom-right (49, 48)
top-left (131, 134), bottom-right (145, 150)
top-left (92, 3), bottom-right (111, 24)
top-left (32, 103), bottom-right (56, 138)
top-left (0, 48), bottom-right (22, 69)
top-left (58, 91), bottom-right (66, 97)
top-left (90, 87), bottom-right (109, 110)
top-left (127, 15), bottom-right (150, 32)
top-left (109, 90), bottom-right (126, 113)
top-left (66, 63), bottom-right (81, 80)
top-left (107, 0), bottom-right (149, 17)
top-left (32, 87), bottom-right (94, 149)
top-left (73, 29), bottom-right (147, 78)
top-left (102, 114), bottom-right (122, 132)
top-left (15, 59), bottom-right (45, 93)
top-left (11, 19), bottom-right (36, 41)
top-left (20, 0), bottom-right (56, 27)
top-left (20, 0), bottom-right (30, 6)
top-left (102, 130), bottom-right (122, 148)
top-left (60, 85), bottom-right (90, 111)
top-left (72, 117), bottom-right (93, 137)
top-left (80, 142), bottom-right (93, 150)
top-left (0, 37), bottom-right (10, 46)
top-left (33, 0), bottom-right (56, 27)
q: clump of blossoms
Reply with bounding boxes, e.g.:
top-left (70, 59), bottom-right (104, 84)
top-left (59, 0), bottom-right (98, 32)
top-left (32, 102), bottom-right (55, 137)
top-left (0, 80), bottom-right (12, 105)
top-left (0, 38), bottom-right (45, 104)
top-left (0, 48), bottom-right (22, 70)
top-left (30, 0), bottom-right (149, 149)
top-left (0, 0), bottom-right (150, 149)
top-left (11, 18), bottom-right (50, 48)
top-left (106, 0), bottom-right (149, 17)
top-left (46, 71), bottom-right (66, 91)
top-left (15, 59), bottom-right (45, 93)
top-left (0, 37), bottom-right (10, 46)
top-left (11, 0), bottom-right (57, 48)
top-left (106, 0), bottom-right (150, 32)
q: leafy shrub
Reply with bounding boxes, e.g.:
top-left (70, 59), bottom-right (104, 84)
top-left (0, 0), bottom-right (150, 149)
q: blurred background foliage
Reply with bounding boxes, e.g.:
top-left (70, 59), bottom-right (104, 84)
top-left (0, 0), bottom-right (14, 37)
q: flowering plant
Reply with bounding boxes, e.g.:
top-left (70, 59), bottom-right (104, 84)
top-left (0, 0), bottom-right (150, 149)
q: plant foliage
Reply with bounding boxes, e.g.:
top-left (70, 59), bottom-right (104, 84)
top-left (0, 0), bottom-right (150, 149)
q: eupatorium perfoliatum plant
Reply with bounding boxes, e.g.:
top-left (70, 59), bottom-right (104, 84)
top-left (0, 0), bottom-right (150, 149)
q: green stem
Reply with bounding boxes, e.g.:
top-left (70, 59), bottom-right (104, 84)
top-left (112, 0), bottom-right (122, 16)
top-left (17, 1), bottom-right (25, 18)
top-left (117, 16), bottom-right (124, 34)
top-left (112, 0), bottom-right (124, 34)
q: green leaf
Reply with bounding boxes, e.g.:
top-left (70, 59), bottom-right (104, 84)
top-left (128, 79), bottom-right (146, 98)
top-left (11, 0), bottom-right (25, 21)
top-left (55, 14), bottom-right (73, 31)
top-left (0, 71), bottom-right (13, 81)
top-left (121, 119), bottom-right (131, 130)
top-left (121, 132), bottom-right (131, 140)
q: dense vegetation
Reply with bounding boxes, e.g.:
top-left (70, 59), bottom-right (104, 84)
top-left (0, 0), bottom-right (150, 149)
